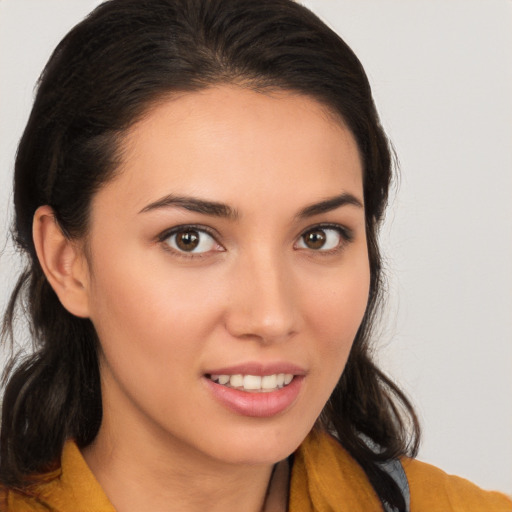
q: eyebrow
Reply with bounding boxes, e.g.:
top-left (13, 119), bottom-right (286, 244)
top-left (139, 194), bottom-right (239, 220)
top-left (139, 192), bottom-right (363, 219)
top-left (297, 193), bottom-right (363, 218)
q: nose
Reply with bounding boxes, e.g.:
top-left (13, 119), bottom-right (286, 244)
top-left (223, 250), bottom-right (299, 344)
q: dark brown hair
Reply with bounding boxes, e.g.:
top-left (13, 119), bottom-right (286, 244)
top-left (1, 0), bottom-right (420, 509)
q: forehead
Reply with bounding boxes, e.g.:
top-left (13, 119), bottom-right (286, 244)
top-left (95, 85), bottom-right (363, 216)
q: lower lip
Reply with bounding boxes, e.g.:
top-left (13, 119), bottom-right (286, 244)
top-left (204, 376), bottom-right (304, 418)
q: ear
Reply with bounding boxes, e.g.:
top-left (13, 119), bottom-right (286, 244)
top-left (32, 205), bottom-right (91, 318)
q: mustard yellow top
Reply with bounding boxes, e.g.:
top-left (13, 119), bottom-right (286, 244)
top-left (2, 430), bottom-right (511, 511)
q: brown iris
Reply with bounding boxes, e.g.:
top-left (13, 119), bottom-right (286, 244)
top-left (302, 229), bottom-right (326, 250)
top-left (175, 229), bottom-right (200, 251)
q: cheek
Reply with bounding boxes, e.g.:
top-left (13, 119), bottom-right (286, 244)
top-left (86, 244), bottom-right (223, 370)
top-left (86, 251), bottom-right (228, 423)
top-left (279, 255), bottom-right (370, 435)
top-left (308, 254), bottom-right (370, 330)
top-left (302, 255), bottom-right (370, 379)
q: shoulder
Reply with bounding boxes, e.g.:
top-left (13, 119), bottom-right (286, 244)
top-left (296, 429), bottom-right (512, 512)
top-left (0, 485), bottom-right (49, 512)
top-left (402, 457), bottom-right (512, 512)
top-left (0, 441), bottom-right (115, 512)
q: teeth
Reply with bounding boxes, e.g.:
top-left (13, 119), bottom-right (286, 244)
top-left (217, 375), bottom-right (230, 385)
top-left (229, 374), bottom-right (243, 388)
top-left (209, 373), bottom-right (294, 392)
top-left (261, 374), bottom-right (277, 390)
top-left (243, 375), bottom-right (261, 390)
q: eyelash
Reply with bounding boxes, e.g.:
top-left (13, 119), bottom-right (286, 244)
top-left (296, 223), bottom-right (354, 256)
top-left (157, 223), bottom-right (354, 259)
top-left (157, 224), bottom-right (222, 259)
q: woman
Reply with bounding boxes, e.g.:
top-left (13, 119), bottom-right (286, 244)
top-left (0, 1), bottom-right (510, 511)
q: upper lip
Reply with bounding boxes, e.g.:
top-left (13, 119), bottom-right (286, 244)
top-left (204, 362), bottom-right (307, 376)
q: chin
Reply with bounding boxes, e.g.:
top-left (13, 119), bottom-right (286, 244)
top-left (197, 417), bottom-right (315, 467)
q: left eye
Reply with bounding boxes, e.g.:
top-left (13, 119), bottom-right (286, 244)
top-left (296, 227), bottom-right (344, 251)
top-left (164, 228), bottom-right (218, 254)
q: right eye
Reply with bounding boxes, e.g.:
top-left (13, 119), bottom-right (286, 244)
top-left (162, 227), bottom-right (220, 254)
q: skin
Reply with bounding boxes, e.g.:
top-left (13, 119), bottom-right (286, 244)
top-left (34, 85), bottom-right (370, 512)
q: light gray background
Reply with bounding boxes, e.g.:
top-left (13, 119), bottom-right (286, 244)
top-left (1, 0), bottom-right (511, 494)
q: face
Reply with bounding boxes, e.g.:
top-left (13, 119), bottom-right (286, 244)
top-left (83, 85), bottom-right (370, 467)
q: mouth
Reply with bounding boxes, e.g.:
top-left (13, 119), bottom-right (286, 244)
top-left (204, 369), bottom-right (304, 417)
top-left (206, 373), bottom-right (294, 393)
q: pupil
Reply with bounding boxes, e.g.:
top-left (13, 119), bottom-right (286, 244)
top-left (305, 229), bottom-right (326, 249)
top-left (176, 230), bottom-right (199, 251)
